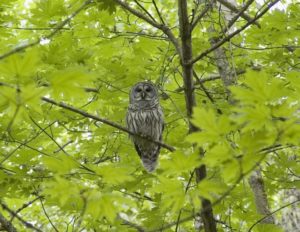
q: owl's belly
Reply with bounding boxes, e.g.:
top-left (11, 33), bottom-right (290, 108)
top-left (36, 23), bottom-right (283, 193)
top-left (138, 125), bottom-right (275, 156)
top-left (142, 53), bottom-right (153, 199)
top-left (127, 109), bottom-right (163, 140)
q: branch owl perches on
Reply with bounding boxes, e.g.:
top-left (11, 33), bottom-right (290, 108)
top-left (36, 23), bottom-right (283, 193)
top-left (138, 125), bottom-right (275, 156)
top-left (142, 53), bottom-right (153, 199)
top-left (126, 81), bottom-right (164, 172)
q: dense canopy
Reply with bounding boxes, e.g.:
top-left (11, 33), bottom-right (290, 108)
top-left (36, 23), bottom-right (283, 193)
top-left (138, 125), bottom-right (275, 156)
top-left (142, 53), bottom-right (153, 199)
top-left (0, 0), bottom-right (299, 231)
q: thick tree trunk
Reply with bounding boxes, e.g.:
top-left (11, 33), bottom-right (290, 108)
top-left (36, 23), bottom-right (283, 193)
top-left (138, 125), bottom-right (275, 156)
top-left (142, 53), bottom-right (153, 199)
top-left (0, 212), bottom-right (18, 232)
top-left (209, 2), bottom-right (275, 227)
top-left (196, 165), bottom-right (217, 232)
top-left (178, 1), bottom-right (217, 232)
top-left (248, 170), bottom-right (275, 224)
top-left (280, 188), bottom-right (300, 231)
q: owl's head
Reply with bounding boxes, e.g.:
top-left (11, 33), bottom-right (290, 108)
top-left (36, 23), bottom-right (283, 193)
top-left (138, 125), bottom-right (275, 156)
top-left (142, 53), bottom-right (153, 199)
top-left (129, 81), bottom-right (158, 103)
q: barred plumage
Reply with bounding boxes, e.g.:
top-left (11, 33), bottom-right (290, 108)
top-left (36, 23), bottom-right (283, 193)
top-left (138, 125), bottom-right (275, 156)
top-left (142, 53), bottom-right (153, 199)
top-left (126, 82), bottom-right (164, 172)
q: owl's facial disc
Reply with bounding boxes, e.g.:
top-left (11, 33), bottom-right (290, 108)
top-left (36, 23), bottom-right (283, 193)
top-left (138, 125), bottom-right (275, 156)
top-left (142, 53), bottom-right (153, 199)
top-left (134, 84), bottom-right (155, 101)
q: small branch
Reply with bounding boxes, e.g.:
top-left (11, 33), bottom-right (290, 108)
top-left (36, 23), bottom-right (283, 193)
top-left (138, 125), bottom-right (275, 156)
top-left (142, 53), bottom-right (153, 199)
top-left (1, 202), bottom-right (43, 232)
top-left (248, 199), bottom-right (300, 232)
top-left (0, 25), bottom-right (71, 30)
top-left (192, 0), bottom-right (280, 64)
top-left (225, 0), bottom-right (256, 31)
top-left (216, 0), bottom-right (260, 29)
top-left (175, 70), bottom-right (246, 92)
top-left (107, 30), bottom-right (168, 41)
top-left (0, 121), bottom-right (56, 165)
top-left (133, 0), bottom-right (157, 23)
top-left (191, 2), bottom-right (212, 31)
top-left (152, 0), bottom-right (165, 24)
top-left (0, 0), bottom-right (92, 61)
top-left (29, 117), bottom-right (96, 173)
top-left (1, 81), bottom-right (100, 94)
top-left (231, 42), bottom-right (300, 51)
top-left (39, 198), bottom-right (59, 232)
top-left (193, 70), bottom-right (215, 103)
top-left (54, 140), bottom-right (74, 153)
top-left (41, 97), bottom-right (175, 152)
top-left (119, 215), bottom-right (145, 232)
top-left (113, 0), bottom-right (181, 57)
top-left (175, 171), bottom-right (195, 232)
top-left (11, 196), bottom-right (43, 222)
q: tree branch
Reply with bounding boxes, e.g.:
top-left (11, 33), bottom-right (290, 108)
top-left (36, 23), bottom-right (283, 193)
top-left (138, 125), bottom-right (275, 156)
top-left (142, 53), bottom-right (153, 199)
top-left (216, 0), bottom-right (260, 29)
top-left (39, 198), bottom-right (59, 232)
top-left (193, 70), bottom-right (215, 103)
top-left (119, 215), bottom-right (145, 232)
top-left (11, 196), bottom-right (43, 222)
top-left (191, 2), bottom-right (212, 31)
top-left (0, 25), bottom-right (71, 30)
top-left (192, 0), bottom-right (280, 64)
top-left (0, 213), bottom-right (17, 232)
top-left (152, 0), bottom-right (165, 24)
top-left (133, 0), bottom-right (157, 23)
top-left (1, 202), bottom-right (42, 232)
top-left (225, 0), bottom-right (256, 32)
top-left (113, 0), bottom-right (181, 57)
top-left (41, 97), bottom-right (175, 152)
top-left (0, 0), bottom-right (92, 61)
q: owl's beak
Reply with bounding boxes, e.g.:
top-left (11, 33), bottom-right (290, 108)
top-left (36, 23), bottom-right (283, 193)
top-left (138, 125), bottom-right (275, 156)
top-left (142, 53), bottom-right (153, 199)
top-left (141, 91), bottom-right (146, 99)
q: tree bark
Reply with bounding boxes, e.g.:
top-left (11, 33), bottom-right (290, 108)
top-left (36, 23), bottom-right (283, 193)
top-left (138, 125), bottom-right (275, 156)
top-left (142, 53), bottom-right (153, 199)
top-left (178, 1), bottom-right (217, 231)
top-left (248, 170), bottom-right (275, 224)
top-left (209, 0), bottom-right (274, 228)
top-left (0, 212), bottom-right (18, 232)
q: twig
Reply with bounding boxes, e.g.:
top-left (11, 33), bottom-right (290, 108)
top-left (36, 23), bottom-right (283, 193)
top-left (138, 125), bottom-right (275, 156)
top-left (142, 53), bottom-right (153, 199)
top-left (41, 97), bottom-right (175, 152)
top-left (106, 30), bottom-right (168, 41)
top-left (39, 198), bottom-right (59, 232)
top-left (192, 0), bottom-right (280, 64)
top-left (113, 0), bottom-right (181, 57)
top-left (216, 0), bottom-right (260, 29)
top-left (11, 196), bottom-right (43, 222)
top-left (225, 0), bottom-right (256, 31)
top-left (0, 121), bottom-right (56, 165)
top-left (152, 0), bottom-right (165, 24)
top-left (193, 70), bottom-right (215, 103)
top-left (175, 171), bottom-right (195, 232)
top-left (248, 199), bottom-right (300, 232)
top-left (0, 25), bottom-right (71, 30)
top-left (191, 2), bottom-right (212, 31)
top-left (54, 140), bottom-right (74, 153)
top-left (174, 69), bottom-right (245, 96)
top-left (134, 0), bottom-right (157, 23)
top-left (0, 0), bottom-right (92, 61)
top-left (29, 117), bottom-right (96, 173)
top-left (119, 215), bottom-right (145, 232)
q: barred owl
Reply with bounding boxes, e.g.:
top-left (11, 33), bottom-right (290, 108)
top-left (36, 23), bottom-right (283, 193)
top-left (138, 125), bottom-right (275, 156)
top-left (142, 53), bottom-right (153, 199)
top-left (126, 82), bottom-right (164, 172)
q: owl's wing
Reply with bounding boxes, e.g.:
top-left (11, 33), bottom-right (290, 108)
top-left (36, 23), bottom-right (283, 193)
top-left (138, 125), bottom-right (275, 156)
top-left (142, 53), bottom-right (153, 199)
top-left (134, 143), bottom-right (142, 158)
top-left (159, 121), bottom-right (165, 141)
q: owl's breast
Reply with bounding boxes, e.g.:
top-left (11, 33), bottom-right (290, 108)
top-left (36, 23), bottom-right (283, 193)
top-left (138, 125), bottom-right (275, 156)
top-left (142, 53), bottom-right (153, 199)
top-left (126, 107), bottom-right (163, 140)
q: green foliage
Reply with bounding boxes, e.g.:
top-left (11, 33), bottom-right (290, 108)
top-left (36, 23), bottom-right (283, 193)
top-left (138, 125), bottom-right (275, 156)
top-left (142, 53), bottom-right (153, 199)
top-left (0, 0), bottom-right (299, 231)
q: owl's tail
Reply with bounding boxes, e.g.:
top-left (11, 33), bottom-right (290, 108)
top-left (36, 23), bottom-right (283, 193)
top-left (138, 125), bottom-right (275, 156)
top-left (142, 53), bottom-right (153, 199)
top-left (141, 155), bottom-right (158, 172)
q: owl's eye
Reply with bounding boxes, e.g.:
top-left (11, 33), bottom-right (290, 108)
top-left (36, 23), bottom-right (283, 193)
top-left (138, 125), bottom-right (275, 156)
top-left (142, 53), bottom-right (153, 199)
top-left (136, 88), bottom-right (142, 92)
top-left (145, 87), bottom-right (151, 92)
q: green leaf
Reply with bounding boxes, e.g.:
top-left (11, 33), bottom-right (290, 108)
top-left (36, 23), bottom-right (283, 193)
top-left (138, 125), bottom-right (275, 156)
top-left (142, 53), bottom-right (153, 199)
top-left (95, 164), bottom-right (134, 185)
top-left (160, 151), bottom-right (201, 174)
